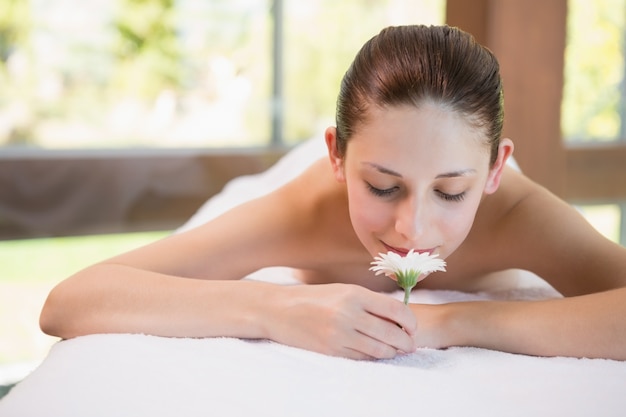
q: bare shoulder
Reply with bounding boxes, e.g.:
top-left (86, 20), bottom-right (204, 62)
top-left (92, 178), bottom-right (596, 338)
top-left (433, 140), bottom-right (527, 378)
top-left (281, 157), bottom-right (369, 264)
top-left (107, 157), bottom-right (354, 280)
top-left (456, 166), bottom-right (626, 295)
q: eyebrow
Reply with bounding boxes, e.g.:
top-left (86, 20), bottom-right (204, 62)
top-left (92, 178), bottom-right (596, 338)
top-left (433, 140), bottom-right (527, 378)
top-left (435, 169), bottom-right (477, 179)
top-left (363, 162), bottom-right (476, 179)
top-left (364, 162), bottom-right (403, 177)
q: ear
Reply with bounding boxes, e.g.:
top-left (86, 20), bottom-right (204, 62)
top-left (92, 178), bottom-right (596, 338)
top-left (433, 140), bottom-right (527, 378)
top-left (325, 126), bottom-right (346, 183)
top-left (484, 138), bottom-right (514, 194)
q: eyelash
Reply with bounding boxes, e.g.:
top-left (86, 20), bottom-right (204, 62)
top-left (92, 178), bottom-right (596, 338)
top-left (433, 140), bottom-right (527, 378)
top-left (367, 183), bottom-right (466, 202)
top-left (367, 183), bottom-right (398, 197)
top-left (436, 190), bottom-right (466, 202)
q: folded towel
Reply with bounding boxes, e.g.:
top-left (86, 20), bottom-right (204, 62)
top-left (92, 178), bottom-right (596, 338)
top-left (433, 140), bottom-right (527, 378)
top-left (1, 278), bottom-right (624, 417)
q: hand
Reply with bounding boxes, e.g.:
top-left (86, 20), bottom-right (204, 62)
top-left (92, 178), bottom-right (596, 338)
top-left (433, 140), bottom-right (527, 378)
top-left (267, 283), bottom-right (417, 360)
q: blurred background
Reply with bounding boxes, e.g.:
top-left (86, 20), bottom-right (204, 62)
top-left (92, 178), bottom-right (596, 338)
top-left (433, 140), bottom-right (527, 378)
top-left (0, 0), bottom-right (625, 388)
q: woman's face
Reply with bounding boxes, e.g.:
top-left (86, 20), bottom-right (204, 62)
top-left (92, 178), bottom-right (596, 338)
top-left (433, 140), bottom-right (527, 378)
top-left (327, 103), bottom-right (505, 261)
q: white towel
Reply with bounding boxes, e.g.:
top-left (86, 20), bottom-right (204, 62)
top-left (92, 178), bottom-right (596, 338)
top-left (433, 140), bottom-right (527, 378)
top-left (2, 281), bottom-right (625, 417)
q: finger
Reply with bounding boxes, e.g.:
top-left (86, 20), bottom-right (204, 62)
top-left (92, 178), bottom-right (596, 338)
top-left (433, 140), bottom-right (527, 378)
top-left (362, 294), bottom-right (418, 337)
top-left (355, 313), bottom-right (416, 354)
top-left (341, 347), bottom-right (375, 361)
top-left (315, 317), bottom-right (398, 360)
top-left (347, 330), bottom-right (399, 360)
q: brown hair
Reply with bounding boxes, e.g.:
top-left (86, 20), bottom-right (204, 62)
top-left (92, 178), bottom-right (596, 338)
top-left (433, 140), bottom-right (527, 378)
top-left (335, 25), bottom-right (504, 166)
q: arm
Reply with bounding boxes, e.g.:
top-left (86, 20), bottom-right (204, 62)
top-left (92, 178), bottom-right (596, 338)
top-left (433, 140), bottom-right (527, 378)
top-left (451, 288), bottom-right (626, 359)
top-left (40, 183), bottom-right (301, 338)
top-left (410, 169), bottom-right (626, 360)
top-left (411, 287), bottom-right (626, 359)
top-left (40, 166), bottom-right (417, 360)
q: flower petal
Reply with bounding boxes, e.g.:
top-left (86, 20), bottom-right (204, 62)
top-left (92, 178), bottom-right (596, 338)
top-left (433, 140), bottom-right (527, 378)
top-left (369, 250), bottom-right (446, 278)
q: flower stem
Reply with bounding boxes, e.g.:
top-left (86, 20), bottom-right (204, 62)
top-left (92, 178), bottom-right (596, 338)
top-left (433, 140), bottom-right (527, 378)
top-left (403, 287), bottom-right (411, 305)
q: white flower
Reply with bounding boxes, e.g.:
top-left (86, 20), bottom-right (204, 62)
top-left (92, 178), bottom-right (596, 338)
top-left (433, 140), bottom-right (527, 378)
top-left (370, 250), bottom-right (447, 304)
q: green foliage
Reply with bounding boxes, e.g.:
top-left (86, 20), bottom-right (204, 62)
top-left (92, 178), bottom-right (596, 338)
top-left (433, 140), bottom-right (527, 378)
top-left (562, 0), bottom-right (626, 141)
top-left (0, 0), bottom-right (29, 64)
top-left (0, 0), bottom-right (623, 147)
top-left (111, 0), bottom-right (182, 99)
top-left (0, 231), bottom-right (169, 283)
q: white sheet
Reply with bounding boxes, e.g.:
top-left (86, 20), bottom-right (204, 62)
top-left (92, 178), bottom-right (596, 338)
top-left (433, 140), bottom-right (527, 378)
top-left (2, 138), bottom-right (625, 417)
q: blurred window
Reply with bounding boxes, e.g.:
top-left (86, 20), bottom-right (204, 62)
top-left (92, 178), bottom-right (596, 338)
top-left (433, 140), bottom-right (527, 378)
top-left (282, 0), bottom-right (444, 145)
top-left (562, 0), bottom-right (626, 143)
top-left (0, 0), bottom-right (444, 150)
top-left (562, 0), bottom-right (626, 246)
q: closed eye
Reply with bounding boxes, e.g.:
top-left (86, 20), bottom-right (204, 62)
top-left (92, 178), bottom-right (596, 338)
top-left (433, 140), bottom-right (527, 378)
top-left (367, 183), bottom-right (399, 197)
top-left (436, 190), bottom-right (466, 202)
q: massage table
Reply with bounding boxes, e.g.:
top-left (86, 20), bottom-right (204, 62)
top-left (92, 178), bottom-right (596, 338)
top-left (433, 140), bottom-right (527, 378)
top-left (1, 138), bottom-right (625, 416)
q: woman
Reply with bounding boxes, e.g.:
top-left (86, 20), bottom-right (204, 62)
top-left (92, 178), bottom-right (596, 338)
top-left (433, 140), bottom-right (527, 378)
top-left (40, 25), bottom-right (626, 361)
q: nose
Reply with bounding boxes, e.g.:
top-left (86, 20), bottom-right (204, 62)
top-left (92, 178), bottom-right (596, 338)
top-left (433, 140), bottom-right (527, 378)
top-left (394, 195), bottom-right (427, 242)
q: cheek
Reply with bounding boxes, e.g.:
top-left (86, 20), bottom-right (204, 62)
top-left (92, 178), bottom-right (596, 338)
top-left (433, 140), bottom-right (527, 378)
top-left (438, 201), bottom-right (481, 254)
top-left (347, 190), bottom-right (390, 241)
top-left (442, 210), bottom-right (473, 237)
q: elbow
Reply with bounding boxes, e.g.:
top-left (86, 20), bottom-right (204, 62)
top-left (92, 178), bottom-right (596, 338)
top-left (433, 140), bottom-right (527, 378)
top-left (39, 286), bottom-right (65, 338)
top-left (39, 282), bottom-right (80, 339)
top-left (40, 264), bottom-right (116, 339)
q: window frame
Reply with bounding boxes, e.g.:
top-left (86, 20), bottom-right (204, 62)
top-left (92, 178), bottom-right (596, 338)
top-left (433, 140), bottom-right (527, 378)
top-left (0, 0), bottom-right (287, 240)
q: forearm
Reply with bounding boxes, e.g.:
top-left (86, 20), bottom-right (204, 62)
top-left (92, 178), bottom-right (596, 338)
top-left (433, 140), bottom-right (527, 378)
top-left (41, 265), bottom-right (420, 360)
top-left (440, 288), bottom-right (626, 360)
top-left (40, 263), bottom-right (279, 340)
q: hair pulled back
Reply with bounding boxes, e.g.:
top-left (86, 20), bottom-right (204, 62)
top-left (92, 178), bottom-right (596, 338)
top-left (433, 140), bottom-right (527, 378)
top-left (335, 25), bottom-right (504, 166)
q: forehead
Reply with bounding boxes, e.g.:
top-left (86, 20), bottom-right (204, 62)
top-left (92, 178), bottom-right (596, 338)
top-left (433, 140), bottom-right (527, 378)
top-left (349, 103), bottom-right (488, 155)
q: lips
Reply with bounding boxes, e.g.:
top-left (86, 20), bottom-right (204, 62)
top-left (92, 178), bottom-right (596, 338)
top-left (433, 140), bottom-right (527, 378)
top-left (382, 242), bottom-right (434, 256)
